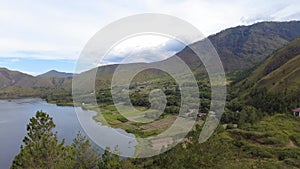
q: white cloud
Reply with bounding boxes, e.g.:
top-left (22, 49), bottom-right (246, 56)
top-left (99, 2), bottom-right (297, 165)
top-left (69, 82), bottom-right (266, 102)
top-left (108, 35), bottom-right (169, 56)
top-left (0, 0), bottom-right (300, 62)
top-left (99, 35), bottom-right (185, 65)
top-left (10, 58), bottom-right (20, 63)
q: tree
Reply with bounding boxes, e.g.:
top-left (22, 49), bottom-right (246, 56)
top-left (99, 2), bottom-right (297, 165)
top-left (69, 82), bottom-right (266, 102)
top-left (238, 106), bottom-right (260, 127)
top-left (99, 147), bottom-right (121, 169)
top-left (71, 132), bottom-right (100, 169)
top-left (11, 111), bottom-right (67, 169)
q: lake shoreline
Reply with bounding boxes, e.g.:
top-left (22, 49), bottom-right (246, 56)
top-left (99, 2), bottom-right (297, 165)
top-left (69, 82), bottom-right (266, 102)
top-left (0, 98), bottom-right (137, 168)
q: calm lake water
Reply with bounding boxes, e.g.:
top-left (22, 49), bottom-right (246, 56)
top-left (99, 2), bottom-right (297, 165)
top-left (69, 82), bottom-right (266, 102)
top-left (0, 98), bottom-right (137, 169)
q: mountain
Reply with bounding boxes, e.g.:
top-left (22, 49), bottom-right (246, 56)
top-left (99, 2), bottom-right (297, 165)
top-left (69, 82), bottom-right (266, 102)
top-left (0, 68), bottom-right (72, 89)
top-left (238, 37), bottom-right (300, 92)
top-left (2, 21), bottom-right (300, 91)
top-left (81, 20), bottom-right (300, 89)
top-left (37, 70), bottom-right (74, 78)
top-left (175, 21), bottom-right (300, 72)
top-left (74, 63), bottom-right (170, 90)
top-left (0, 68), bottom-right (36, 88)
top-left (34, 77), bottom-right (72, 88)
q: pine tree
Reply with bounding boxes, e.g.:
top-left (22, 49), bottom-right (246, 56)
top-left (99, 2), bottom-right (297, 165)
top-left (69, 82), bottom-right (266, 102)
top-left (99, 147), bottom-right (121, 169)
top-left (11, 111), bottom-right (67, 169)
top-left (71, 132), bottom-right (100, 169)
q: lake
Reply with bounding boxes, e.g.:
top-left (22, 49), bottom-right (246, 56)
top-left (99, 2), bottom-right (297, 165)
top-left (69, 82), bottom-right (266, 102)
top-left (0, 98), bottom-right (137, 169)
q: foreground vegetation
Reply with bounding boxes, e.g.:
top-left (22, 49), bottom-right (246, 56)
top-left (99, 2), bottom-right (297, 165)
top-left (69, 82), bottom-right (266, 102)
top-left (11, 111), bottom-right (121, 169)
top-left (12, 110), bottom-right (300, 169)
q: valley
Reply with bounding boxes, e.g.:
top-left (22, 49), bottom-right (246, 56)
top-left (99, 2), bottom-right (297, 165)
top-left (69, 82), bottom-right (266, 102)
top-left (3, 20), bottom-right (300, 168)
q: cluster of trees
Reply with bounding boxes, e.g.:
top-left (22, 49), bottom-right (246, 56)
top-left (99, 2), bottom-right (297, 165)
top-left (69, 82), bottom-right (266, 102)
top-left (129, 92), bottom-right (151, 108)
top-left (221, 85), bottom-right (300, 128)
top-left (96, 89), bottom-right (113, 104)
top-left (221, 100), bottom-right (264, 127)
top-left (11, 111), bottom-right (120, 169)
top-left (12, 109), bottom-right (300, 168)
top-left (247, 88), bottom-right (300, 114)
top-left (94, 80), bottom-right (212, 116)
top-left (10, 111), bottom-right (249, 169)
top-left (128, 81), bottom-right (212, 115)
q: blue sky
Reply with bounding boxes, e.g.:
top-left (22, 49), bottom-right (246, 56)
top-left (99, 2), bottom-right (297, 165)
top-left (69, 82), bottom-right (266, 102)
top-left (1, 0), bottom-right (300, 75)
top-left (0, 58), bottom-right (76, 75)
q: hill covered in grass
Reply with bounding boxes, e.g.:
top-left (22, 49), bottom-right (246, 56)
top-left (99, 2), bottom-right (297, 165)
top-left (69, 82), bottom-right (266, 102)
top-left (254, 38), bottom-right (300, 92)
top-left (233, 37), bottom-right (300, 114)
top-left (238, 37), bottom-right (300, 92)
top-left (176, 21), bottom-right (300, 73)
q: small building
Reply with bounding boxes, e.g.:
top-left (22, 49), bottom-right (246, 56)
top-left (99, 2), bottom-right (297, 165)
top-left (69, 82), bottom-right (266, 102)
top-left (292, 108), bottom-right (300, 116)
top-left (197, 113), bottom-right (206, 117)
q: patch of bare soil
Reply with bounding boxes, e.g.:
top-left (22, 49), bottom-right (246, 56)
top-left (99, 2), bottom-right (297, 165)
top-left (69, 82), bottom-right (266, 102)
top-left (139, 116), bottom-right (177, 131)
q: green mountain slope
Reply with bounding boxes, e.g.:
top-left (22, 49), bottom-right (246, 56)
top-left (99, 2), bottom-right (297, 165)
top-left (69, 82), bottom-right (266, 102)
top-left (258, 56), bottom-right (300, 92)
top-left (238, 37), bottom-right (300, 92)
top-left (176, 21), bottom-right (300, 73)
top-left (79, 21), bottom-right (300, 89)
top-left (2, 21), bottom-right (300, 93)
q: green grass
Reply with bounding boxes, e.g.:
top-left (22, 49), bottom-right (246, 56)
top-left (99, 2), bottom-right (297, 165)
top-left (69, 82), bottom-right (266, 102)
top-left (127, 112), bottom-right (300, 168)
top-left (231, 114), bottom-right (300, 145)
top-left (236, 37), bottom-right (300, 94)
top-left (89, 102), bottom-right (174, 138)
top-left (182, 114), bottom-right (300, 168)
top-left (258, 54), bottom-right (300, 91)
top-left (225, 114), bottom-right (300, 167)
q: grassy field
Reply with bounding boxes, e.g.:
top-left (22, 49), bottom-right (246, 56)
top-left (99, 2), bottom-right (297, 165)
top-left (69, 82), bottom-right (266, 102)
top-left (82, 102), bottom-right (177, 138)
top-left (120, 113), bottom-right (300, 168)
top-left (231, 114), bottom-right (300, 147)
top-left (221, 114), bottom-right (300, 167)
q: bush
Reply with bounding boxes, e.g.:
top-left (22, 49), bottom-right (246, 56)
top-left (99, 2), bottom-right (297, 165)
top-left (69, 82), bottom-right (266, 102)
top-left (284, 158), bottom-right (300, 167)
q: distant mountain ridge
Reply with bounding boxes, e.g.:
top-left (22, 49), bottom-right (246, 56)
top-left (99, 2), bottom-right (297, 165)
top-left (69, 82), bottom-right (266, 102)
top-left (37, 70), bottom-right (74, 78)
top-left (0, 68), bottom-right (71, 89)
top-left (0, 68), bottom-right (35, 88)
top-left (2, 21), bottom-right (300, 91)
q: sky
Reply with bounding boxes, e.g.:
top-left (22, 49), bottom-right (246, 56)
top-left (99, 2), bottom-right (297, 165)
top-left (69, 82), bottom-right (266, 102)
top-left (1, 0), bottom-right (300, 75)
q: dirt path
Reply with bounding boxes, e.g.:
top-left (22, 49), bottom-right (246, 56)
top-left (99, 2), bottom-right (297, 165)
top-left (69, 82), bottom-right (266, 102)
top-left (287, 138), bottom-right (297, 147)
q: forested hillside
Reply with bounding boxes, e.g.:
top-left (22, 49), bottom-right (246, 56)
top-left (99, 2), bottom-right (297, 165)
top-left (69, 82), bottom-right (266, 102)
top-left (234, 37), bottom-right (300, 114)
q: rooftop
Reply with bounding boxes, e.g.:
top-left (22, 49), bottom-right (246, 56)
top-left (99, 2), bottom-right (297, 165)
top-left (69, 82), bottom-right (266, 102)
top-left (293, 108), bottom-right (300, 112)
